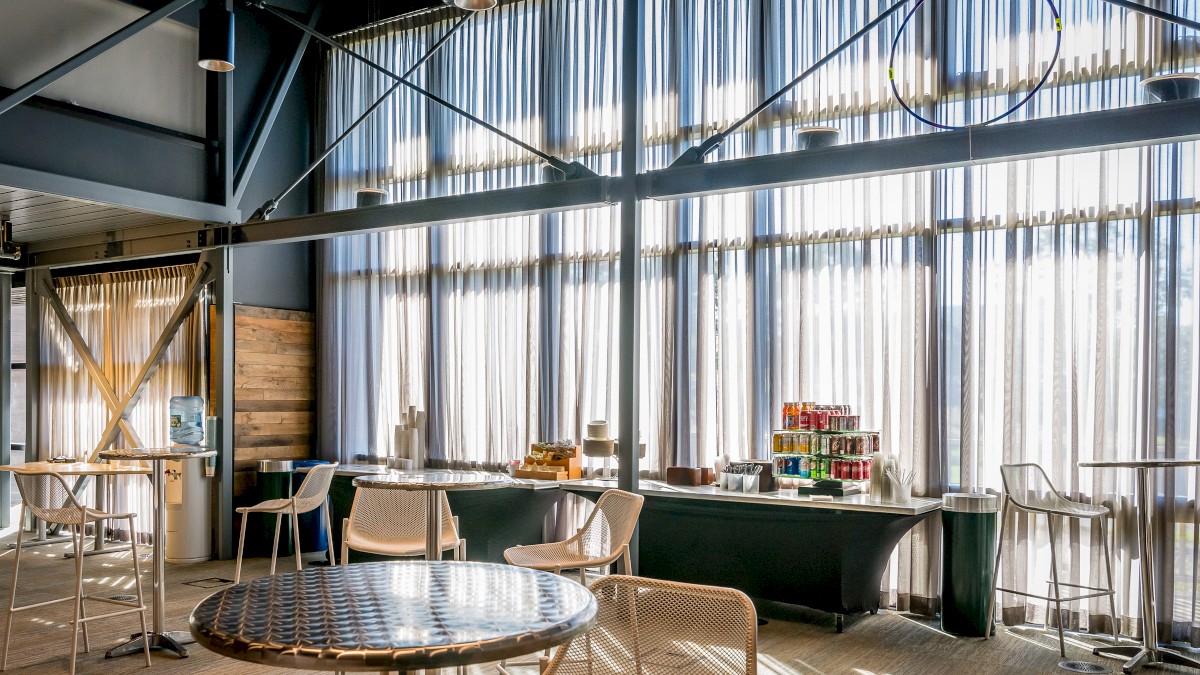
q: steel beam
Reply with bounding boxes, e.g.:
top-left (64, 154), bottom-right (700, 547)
top-left (24, 270), bottom-right (45, 462)
top-left (233, 4), bottom-right (323, 206)
top-left (39, 278), bottom-right (147, 447)
top-left (616, 0), bottom-right (644, 574)
top-left (1097, 0), bottom-right (1200, 31)
top-left (645, 99), bottom-right (1200, 200)
top-left (233, 177), bottom-right (612, 245)
top-left (0, 272), bottom-right (10, 527)
top-left (0, 162), bottom-right (238, 224)
top-left (87, 254), bottom-right (216, 460)
top-left (0, 0), bottom-right (197, 118)
top-left (210, 246), bottom-right (235, 559)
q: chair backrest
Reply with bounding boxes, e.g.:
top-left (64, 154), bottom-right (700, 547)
top-left (12, 471), bottom-right (87, 526)
top-left (346, 487), bottom-right (458, 544)
top-left (1000, 463), bottom-right (1074, 513)
top-left (568, 489), bottom-right (644, 559)
top-left (294, 463), bottom-right (339, 513)
top-left (545, 575), bottom-right (758, 675)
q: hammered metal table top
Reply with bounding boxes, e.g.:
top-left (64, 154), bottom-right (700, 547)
top-left (99, 447), bottom-right (217, 461)
top-left (352, 470), bottom-right (513, 491)
top-left (1079, 458), bottom-right (1200, 469)
top-left (189, 561), bottom-right (597, 672)
top-left (0, 461), bottom-right (151, 475)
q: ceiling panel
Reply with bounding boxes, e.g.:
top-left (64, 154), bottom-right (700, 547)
top-left (0, 184), bottom-right (200, 244)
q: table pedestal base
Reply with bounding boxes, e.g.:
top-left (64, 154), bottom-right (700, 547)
top-left (106, 631), bottom-right (194, 659)
top-left (1092, 644), bottom-right (1200, 674)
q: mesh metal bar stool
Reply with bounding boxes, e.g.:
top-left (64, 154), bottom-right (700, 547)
top-left (504, 489), bottom-right (644, 584)
top-left (340, 487), bottom-right (466, 563)
top-left (542, 575), bottom-right (758, 675)
top-left (986, 463), bottom-right (1119, 657)
top-left (234, 462), bottom-right (339, 583)
top-left (1, 470), bottom-right (151, 675)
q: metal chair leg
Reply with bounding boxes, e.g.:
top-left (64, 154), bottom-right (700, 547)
top-left (985, 498), bottom-right (1009, 639)
top-left (70, 525), bottom-right (85, 675)
top-left (324, 500), bottom-right (336, 566)
top-left (270, 512), bottom-right (282, 576)
top-left (77, 537), bottom-right (89, 655)
top-left (292, 507), bottom-right (303, 572)
top-left (127, 515), bottom-right (152, 668)
top-left (1046, 513), bottom-right (1067, 658)
top-left (1099, 514), bottom-right (1120, 644)
top-left (234, 509), bottom-right (249, 584)
top-left (1, 507), bottom-right (27, 671)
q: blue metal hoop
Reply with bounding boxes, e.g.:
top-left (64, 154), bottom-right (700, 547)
top-left (888, 0), bottom-right (1063, 129)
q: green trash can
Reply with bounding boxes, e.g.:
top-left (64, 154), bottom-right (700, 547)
top-left (941, 492), bottom-right (999, 637)
top-left (255, 459), bottom-right (294, 557)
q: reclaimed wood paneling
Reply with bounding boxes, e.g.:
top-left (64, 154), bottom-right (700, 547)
top-left (233, 304), bottom-right (316, 498)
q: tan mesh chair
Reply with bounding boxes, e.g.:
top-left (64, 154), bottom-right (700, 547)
top-left (986, 463), bottom-right (1118, 656)
top-left (341, 487), bottom-right (466, 563)
top-left (1, 471), bottom-right (151, 675)
top-left (235, 462), bottom-right (339, 583)
top-left (504, 489), bottom-right (644, 583)
top-left (543, 575), bottom-right (758, 675)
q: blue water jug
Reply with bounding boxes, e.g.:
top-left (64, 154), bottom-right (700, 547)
top-left (169, 396), bottom-right (205, 446)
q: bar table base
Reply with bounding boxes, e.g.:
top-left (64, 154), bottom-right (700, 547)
top-left (107, 631), bottom-right (193, 659)
top-left (1091, 644), bottom-right (1200, 674)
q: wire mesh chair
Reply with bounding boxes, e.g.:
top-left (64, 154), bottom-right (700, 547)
top-left (504, 489), bottom-right (644, 584)
top-left (1, 470), bottom-right (151, 675)
top-left (986, 463), bottom-right (1118, 657)
top-left (541, 575), bottom-right (758, 675)
top-left (234, 462), bottom-right (339, 583)
top-left (340, 487), bottom-right (466, 563)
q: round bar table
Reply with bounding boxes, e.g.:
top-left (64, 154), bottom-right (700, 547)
top-left (99, 447), bottom-right (216, 659)
top-left (0, 461), bottom-right (151, 554)
top-left (190, 560), bottom-right (597, 673)
top-left (1078, 458), bottom-right (1200, 674)
top-left (352, 471), bottom-right (512, 560)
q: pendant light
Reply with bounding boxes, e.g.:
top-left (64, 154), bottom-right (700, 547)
top-left (198, 1), bottom-right (235, 72)
top-left (448, 0), bottom-right (498, 11)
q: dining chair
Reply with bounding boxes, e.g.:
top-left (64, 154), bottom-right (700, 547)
top-left (504, 489), bottom-right (644, 584)
top-left (539, 574), bottom-right (758, 674)
top-left (1, 470), bottom-right (151, 675)
top-left (235, 462), bottom-right (339, 583)
top-left (340, 487), bottom-right (466, 563)
top-left (986, 463), bottom-right (1119, 657)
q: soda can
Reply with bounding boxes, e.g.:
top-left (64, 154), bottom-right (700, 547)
top-left (773, 434), bottom-right (784, 454)
top-left (797, 432), bottom-right (810, 454)
top-left (799, 455), bottom-right (810, 478)
top-left (830, 435), bottom-right (844, 456)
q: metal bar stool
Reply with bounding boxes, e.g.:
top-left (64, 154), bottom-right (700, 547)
top-left (1, 470), bottom-right (151, 675)
top-left (986, 463), bottom-right (1119, 657)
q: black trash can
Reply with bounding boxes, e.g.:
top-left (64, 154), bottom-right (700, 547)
top-left (255, 459), bottom-right (294, 557)
top-left (292, 460), bottom-right (331, 553)
top-left (941, 492), bottom-right (999, 637)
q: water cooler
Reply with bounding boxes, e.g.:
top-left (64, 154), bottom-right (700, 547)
top-left (165, 396), bottom-right (212, 563)
top-left (165, 456), bottom-right (212, 563)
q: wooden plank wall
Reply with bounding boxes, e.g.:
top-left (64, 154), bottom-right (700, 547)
top-left (233, 305), bottom-right (316, 497)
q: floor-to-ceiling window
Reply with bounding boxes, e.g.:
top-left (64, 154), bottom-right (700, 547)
top-left (318, 0), bottom-right (1199, 642)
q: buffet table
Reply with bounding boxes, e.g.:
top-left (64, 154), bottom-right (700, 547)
top-left (317, 464), bottom-right (564, 563)
top-left (565, 479), bottom-right (940, 630)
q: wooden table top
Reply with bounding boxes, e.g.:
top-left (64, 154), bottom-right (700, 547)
top-left (0, 461), bottom-right (152, 475)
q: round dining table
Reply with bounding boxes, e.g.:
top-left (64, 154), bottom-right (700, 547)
top-left (189, 560), bottom-right (597, 673)
top-left (0, 461), bottom-right (151, 554)
top-left (99, 447), bottom-right (216, 659)
top-left (1078, 457), bottom-right (1200, 674)
top-left (352, 470), bottom-right (512, 560)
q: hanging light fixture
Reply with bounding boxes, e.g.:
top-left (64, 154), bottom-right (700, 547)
top-left (356, 188), bottom-right (390, 208)
top-left (198, 1), bottom-right (235, 72)
top-left (446, 0), bottom-right (497, 11)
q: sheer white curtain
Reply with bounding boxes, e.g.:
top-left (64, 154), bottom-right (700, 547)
top-left (317, 0), bottom-right (1200, 634)
top-left (320, 0), bottom-right (630, 470)
top-left (38, 265), bottom-right (208, 538)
